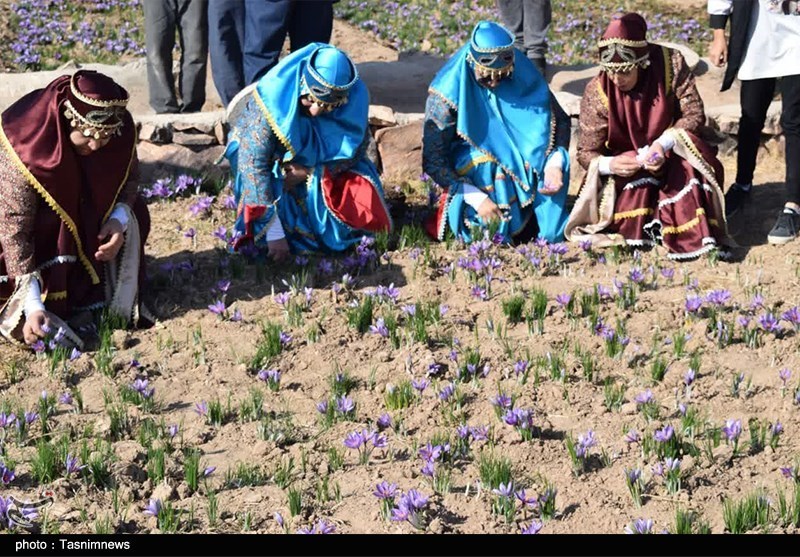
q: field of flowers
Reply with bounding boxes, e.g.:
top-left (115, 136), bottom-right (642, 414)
top-left (3, 0), bottom-right (800, 540)
top-left (1, 162), bottom-right (800, 534)
top-left (0, 0), bottom-right (709, 71)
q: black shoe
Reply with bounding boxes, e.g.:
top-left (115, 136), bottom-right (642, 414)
top-left (767, 210), bottom-right (800, 245)
top-left (724, 185), bottom-right (751, 218)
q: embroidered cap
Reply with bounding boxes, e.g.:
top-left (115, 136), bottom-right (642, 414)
top-left (597, 13), bottom-right (651, 73)
top-left (300, 46), bottom-right (358, 110)
top-left (62, 70), bottom-right (129, 139)
top-left (468, 21), bottom-right (516, 79)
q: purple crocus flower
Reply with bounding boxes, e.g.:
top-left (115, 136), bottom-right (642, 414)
top-left (418, 443), bottom-right (443, 463)
top-left (492, 482), bottom-right (514, 498)
top-left (216, 279), bottom-right (231, 293)
top-left (194, 401), bottom-right (208, 417)
top-left (624, 430), bottom-right (641, 443)
top-left (344, 431), bottom-right (366, 449)
top-left (660, 267), bottom-right (675, 280)
top-left (628, 267), bottom-right (645, 284)
top-left (490, 392), bottom-right (513, 409)
top-left (515, 489), bottom-right (539, 508)
top-left (722, 419), bottom-right (742, 442)
top-left (168, 424), bottom-right (179, 438)
top-left (412, 378), bottom-right (429, 393)
top-left (401, 304), bottom-right (416, 316)
top-left (624, 518), bottom-right (654, 534)
top-left (279, 331), bottom-right (292, 346)
top-left (779, 368), bottom-right (792, 386)
top-left (576, 430), bottom-right (596, 458)
top-left (373, 481), bottom-right (398, 499)
top-left (578, 239), bottom-right (593, 252)
top-left (208, 300), bottom-right (226, 316)
top-left (183, 227), bottom-right (196, 239)
top-left (64, 454), bottom-right (85, 477)
top-left (335, 395), bottom-right (355, 415)
top-left (781, 306), bottom-right (800, 329)
top-left (59, 392), bottom-right (73, 405)
top-left (555, 293), bottom-right (572, 307)
top-left (316, 400), bottom-right (329, 414)
top-left (513, 360), bottom-right (528, 376)
top-left (257, 369), bottom-right (281, 385)
top-left (131, 379), bottom-right (154, 399)
top-left (202, 466), bottom-right (216, 477)
top-left (377, 413), bottom-right (392, 430)
top-left (24, 411), bottom-right (38, 425)
top-left (470, 426), bottom-right (489, 441)
top-left (273, 292), bottom-right (291, 306)
top-left (758, 313), bottom-right (782, 333)
top-left (654, 425), bottom-right (674, 443)
top-left (634, 390), bottom-right (654, 405)
top-left (521, 520), bottom-right (543, 534)
top-left (143, 499), bottom-right (162, 517)
top-left (369, 318), bottom-right (389, 337)
top-left (685, 296), bottom-right (703, 314)
top-left (0, 465), bottom-right (15, 485)
top-left (439, 383), bottom-right (456, 401)
top-left (683, 369), bottom-right (696, 386)
top-left (69, 347), bottom-right (82, 361)
top-left (705, 289), bottom-right (732, 306)
top-left (212, 226), bottom-right (228, 242)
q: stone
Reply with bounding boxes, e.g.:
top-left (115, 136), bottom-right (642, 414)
top-left (554, 90), bottom-right (582, 118)
top-left (214, 121), bottom-right (228, 145)
top-left (117, 462), bottom-right (146, 482)
top-left (394, 112), bottom-right (425, 126)
top-left (136, 142), bottom-right (228, 184)
top-left (152, 481), bottom-right (176, 502)
top-left (138, 123), bottom-right (172, 144)
top-left (171, 131), bottom-right (217, 147)
top-left (176, 481), bottom-right (191, 500)
top-left (429, 517), bottom-right (443, 534)
top-left (368, 104), bottom-right (396, 128)
top-left (374, 120), bottom-right (423, 184)
top-left (707, 101), bottom-right (782, 136)
top-left (114, 440), bottom-right (145, 463)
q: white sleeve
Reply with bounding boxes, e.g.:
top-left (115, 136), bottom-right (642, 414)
top-left (23, 276), bottom-right (46, 317)
top-left (266, 214), bottom-right (286, 241)
top-left (654, 130), bottom-right (676, 152)
top-left (708, 0), bottom-right (733, 15)
top-left (598, 156), bottom-right (614, 176)
top-left (462, 183), bottom-right (489, 211)
top-left (544, 150), bottom-right (564, 170)
top-left (108, 204), bottom-right (129, 232)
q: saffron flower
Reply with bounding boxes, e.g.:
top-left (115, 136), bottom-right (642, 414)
top-left (369, 318), bottom-right (389, 337)
top-left (520, 520), bottom-right (543, 534)
top-left (624, 518), bottom-right (654, 534)
top-left (143, 499), bottom-right (162, 518)
top-left (654, 425), bottom-right (674, 443)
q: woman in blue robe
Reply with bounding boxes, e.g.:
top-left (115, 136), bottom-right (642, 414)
top-left (225, 43), bottom-right (392, 260)
top-left (423, 21), bottom-right (571, 244)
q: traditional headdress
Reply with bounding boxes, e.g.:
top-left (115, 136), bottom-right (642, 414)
top-left (62, 70), bottom-right (129, 139)
top-left (300, 46), bottom-right (358, 110)
top-left (467, 21), bottom-right (516, 80)
top-left (597, 13), bottom-right (651, 73)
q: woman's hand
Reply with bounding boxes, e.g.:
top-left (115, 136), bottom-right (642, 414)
top-left (268, 238), bottom-right (291, 262)
top-left (477, 197), bottom-right (503, 221)
top-left (642, 142), bottom-right (666, 173)
top-left (22, 309), bottom-right (51, 345)
top-left (540, 167), bottom-right (564, 195)
top-left (610, 154), bottom-right (642, 178)
top-left (95, 218), bottom-right (125, 262)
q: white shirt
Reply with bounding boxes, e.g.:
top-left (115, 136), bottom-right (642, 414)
top-left (711, 0), bottom-right (800, 80)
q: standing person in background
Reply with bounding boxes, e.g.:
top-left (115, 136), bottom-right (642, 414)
top-left (708, 0), bottom-right (800, 245)
top-left (143, 0), bottom-right (208, 113)
top-left (495, 0), bottom-right (551, 77)
top-left (208, 0), bottom-right (336, 107)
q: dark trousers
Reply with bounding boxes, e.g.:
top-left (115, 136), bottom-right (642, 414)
top-left (143, 0), bottom-right (208, 113)
top-left (738, 74), bottom-right (800, 204)
top-left (495, 0), bottom-right (551, 61)
top-left (208, 0), bottom-right (334, 107)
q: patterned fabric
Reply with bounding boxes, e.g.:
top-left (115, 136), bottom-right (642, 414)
top-left (422, 48), bottom-right (571, 243)
top-left (225, 43), bottom-right (391, 255)
top-left (568, 47), bottom-right (729, 259)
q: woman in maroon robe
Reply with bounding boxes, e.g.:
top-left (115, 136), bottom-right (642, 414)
top-left (0, 70), bottom-right (151, 349)
top-left (565, 13), bottom-right (731, 260)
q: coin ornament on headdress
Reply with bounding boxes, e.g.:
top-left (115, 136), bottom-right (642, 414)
top-left (63, 72), bottom-right (129, 139)
top-left (467, 21), bottom-right (516, 80)
top-left (301, 46), bottom-right (358, 110)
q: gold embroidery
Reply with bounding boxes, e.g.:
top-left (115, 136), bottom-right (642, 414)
top-left (0, 115), bottom-right (100, 284)
top-left (662, 208), bottom-right (706, 235)
top-left (613, 207), bottom-right (653, 221)
top-left (254, 90), bottom-right (296, 158)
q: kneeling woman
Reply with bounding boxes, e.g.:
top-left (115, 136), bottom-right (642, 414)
top-left (422, 21), bottom-right (571, 244)
top-left (225, 44), bottom-right (392, 261)
top-left (565, 13), bottom-right (731, 259)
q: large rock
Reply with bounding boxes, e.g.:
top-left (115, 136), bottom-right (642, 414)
top-left (374, 120), bottom-right (423, 184)
top-left (706, 101), bottom-right (783, 135)
top-left (368, 104), bottom-right (396, 128)
top-left (137, 142), bottom-right (228, 184)
top-left (655, 41), bottom-right (700, 73)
